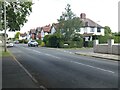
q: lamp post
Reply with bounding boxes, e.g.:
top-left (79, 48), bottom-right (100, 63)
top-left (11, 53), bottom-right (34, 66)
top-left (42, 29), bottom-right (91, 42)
top-left (4, 0), bottom-right (7, 52)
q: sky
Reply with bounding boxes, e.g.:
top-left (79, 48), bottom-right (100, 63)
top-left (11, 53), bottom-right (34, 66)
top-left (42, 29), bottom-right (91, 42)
top-left (8, 0), bottom-right (119, 37)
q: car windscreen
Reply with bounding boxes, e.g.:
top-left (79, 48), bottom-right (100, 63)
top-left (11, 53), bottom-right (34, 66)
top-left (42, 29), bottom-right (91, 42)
top-left (31, 40), bottom-right (36, 42)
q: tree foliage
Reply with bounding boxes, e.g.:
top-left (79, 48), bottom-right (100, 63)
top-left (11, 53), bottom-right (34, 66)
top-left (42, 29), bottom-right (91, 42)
top-left (57, 4), bottom-right (83, 41)
top-left (43, 33), bottom-right (64, 48)
top-left (104, 26), bottom-right (112, 35)
top-left (1, 0), bottom-right (33, 31)
top-left (14, 32), bottom-right (20, 40)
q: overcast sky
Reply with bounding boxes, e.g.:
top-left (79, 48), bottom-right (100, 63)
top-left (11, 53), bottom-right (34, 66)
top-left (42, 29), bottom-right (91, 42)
top-left (8, 0), bottom-right (119, 37)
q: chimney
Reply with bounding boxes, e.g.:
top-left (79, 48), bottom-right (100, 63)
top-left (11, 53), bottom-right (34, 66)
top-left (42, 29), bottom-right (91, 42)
top-left (80, 13), bottom-right (86, 19)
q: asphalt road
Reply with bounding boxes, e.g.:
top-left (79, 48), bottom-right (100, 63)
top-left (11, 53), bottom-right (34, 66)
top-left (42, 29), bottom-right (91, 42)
top-left (8, 44), bottom-right (118, 88)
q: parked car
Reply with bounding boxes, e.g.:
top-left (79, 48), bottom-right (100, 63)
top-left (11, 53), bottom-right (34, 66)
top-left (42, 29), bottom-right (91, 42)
top-left (6, 41), bottom-right (14, 47)
top-left (28, 40), bottom-right (38, 47)
top-left (14, 40), bottom-right (19, 44)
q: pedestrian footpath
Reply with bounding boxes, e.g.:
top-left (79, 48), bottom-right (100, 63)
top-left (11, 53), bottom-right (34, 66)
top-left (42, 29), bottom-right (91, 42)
top-left (75, 52), bottom-right (119, 61)
top-left (2, 56), bottom-right (39, 88)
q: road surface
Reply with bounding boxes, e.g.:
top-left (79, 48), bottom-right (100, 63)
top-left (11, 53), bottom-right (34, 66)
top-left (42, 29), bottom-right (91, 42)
top-left (8, 44), bottom-right (118, 88)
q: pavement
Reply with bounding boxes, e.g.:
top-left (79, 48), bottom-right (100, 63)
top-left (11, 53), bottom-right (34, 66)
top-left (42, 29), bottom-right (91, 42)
top-left (2, 55), bottom-right (41, 88)
top-left (54, 47), bottom-right (119, 61)
top-left (75, 50), bottom-right (120, 61)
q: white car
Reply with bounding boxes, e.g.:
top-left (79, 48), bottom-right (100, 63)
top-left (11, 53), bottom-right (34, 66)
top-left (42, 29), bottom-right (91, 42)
top-left (6, 42), bottom-right (14, 47)
top-left (28, 40), bottom-right (38, 47)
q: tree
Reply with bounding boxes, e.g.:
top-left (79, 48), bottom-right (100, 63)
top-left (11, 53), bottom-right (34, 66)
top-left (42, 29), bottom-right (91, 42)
top-left (57, 4), bottom-right (83, 41)
top-left (104, 26), bottom-right (112, 35)
top-left (1, 1), bottom-right (33, 31)
top-left (14, 32), bottom-right (20, 40)
top-left (1, 0), bottom-right (33, 52)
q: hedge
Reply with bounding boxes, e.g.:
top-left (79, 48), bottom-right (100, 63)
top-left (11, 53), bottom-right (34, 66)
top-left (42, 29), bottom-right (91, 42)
top-left (113, 36), bottom-right (120, 43)
top-left (36, 40), bottom-right (42, 45)
top-left (98, 35), bottom-right (109, 44)
top-left (87, 41), bottom-right (93, 47)
top-left (18, 39), bottom-right (28, 44)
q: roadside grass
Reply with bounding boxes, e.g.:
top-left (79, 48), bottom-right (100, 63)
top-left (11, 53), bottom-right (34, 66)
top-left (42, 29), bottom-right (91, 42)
top-left (0, 51), bottom-right (11, 57)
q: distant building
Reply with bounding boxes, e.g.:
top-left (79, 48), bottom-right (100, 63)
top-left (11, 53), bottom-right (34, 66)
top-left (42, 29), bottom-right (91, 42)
top-left (19, 33), bottom-right (27, 40)
top-left (51, 13), bottom-right (104, 41)
top-left (76, 13), bottom-right (104, 42)
top-left (29, 29), bottom-right (36, 40)
top-left (41, 24), bottom-right (51, 40)
top-left (28, 13), bottom-right (105, 44)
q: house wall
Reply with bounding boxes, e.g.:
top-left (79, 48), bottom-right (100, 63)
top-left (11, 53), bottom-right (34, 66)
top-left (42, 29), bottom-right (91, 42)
top-left (94, 39), bottom-right (120, 55)
top-left (51, 27), bottom-right (56, 34)
top-left (31, 34), bottom-right (35, 40)
top-left (26, 35), bottom-right (30, 40)
top-left (45, 32), bottom-right (48, 35)
top-left (76, 27), bottom-right (104, 36)
top-left (19, 36), bottom-right (26, 40)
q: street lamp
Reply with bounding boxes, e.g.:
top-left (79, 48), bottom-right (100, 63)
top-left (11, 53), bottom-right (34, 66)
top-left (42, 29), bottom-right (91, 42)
top-left (4, 0), bottom-right (7, 52)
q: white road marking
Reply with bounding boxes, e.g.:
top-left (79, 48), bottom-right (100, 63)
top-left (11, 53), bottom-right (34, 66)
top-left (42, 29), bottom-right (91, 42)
top-left (45, 53), bottom-right (61, 59)
top-left (21, 47), bottom-right (115, 74)
top-left (22, 47), bottom-right (61, 59)
top-left (70, 61), bottom-right (115, 74)
top-left (9, 51), bottom-right (47, 89)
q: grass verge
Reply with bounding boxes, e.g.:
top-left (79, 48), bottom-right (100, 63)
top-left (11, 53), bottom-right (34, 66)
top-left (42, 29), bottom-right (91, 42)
top-left (0, 51), bottom-right (11, 57)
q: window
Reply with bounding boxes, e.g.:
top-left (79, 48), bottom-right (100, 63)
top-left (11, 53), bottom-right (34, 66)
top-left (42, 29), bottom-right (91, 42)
top-left (97, 27), bottom-right (101, 32)
top-left (90, 28), bottom-right (94, 32)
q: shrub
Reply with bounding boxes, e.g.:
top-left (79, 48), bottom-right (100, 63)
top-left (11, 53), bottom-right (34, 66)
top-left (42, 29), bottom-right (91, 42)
top-left (113, 36), bottom-right (120, 43)
top-left (18, 39), bottom-right (28, 44)
top-left (24, 40), bottom-right (28, 44)
top-left (88, 41), bottom-right (93, 47)
top-left (58, 40), bottom-right (64, 48)
top-left (18, 40), bottom-right (23, 43)
top-left (98, 35), bottom-right (109, 44)
top-left (43, 33), bottom-right (63, 48)
top-left (36, 40), bottom-right (42, 45)
top-left (71, 37), bottom-right (83, 48)
top-left (40, 42), bottom-right (45, 47)
top-left (63, 38), bottom-right (83, 48)
top-left (43, 35), bottom-right (50, 45)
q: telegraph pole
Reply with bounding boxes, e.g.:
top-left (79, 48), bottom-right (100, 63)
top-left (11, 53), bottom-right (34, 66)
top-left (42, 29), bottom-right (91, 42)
top-left (4, 0), bottom-right (7, 52)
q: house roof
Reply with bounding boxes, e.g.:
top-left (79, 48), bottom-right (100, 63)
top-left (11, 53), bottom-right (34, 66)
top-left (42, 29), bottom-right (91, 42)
top-left (52, 23), bottom-right (59, 30)
top-left (36, 27), bottom-right (41, 31)
top-left (30, 29), bottom-right (36, 34)
top-left (42, 24), bottom-right (51, 32)
top-left (80, 13), bottom-right (103, 28)
top-left (20, 33), bottom-right (27, 37)
top-left (81, 18), bottom-right (103, 28)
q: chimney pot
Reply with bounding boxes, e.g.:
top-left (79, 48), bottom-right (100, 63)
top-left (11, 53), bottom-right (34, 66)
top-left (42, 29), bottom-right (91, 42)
top-left (80, 13), bottom-right (86, 19)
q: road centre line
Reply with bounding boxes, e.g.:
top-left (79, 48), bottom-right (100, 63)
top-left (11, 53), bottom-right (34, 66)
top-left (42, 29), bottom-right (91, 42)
top-left (44, 53), bottom-right (61, 59)
top-left (70, 61), bottom-right (115, 74)
top-left (22, 47), bottom-right (115, 74)
top-left (22, 47), bottom-right (61, 59)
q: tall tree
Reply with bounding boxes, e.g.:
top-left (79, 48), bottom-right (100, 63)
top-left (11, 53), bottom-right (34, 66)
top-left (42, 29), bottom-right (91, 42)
top-left (57, 4), bottom-right (83, 41)
top-left (1, 1), bottom-right (33, 31)
top-left (0, 0), bottom-right (33, 52)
